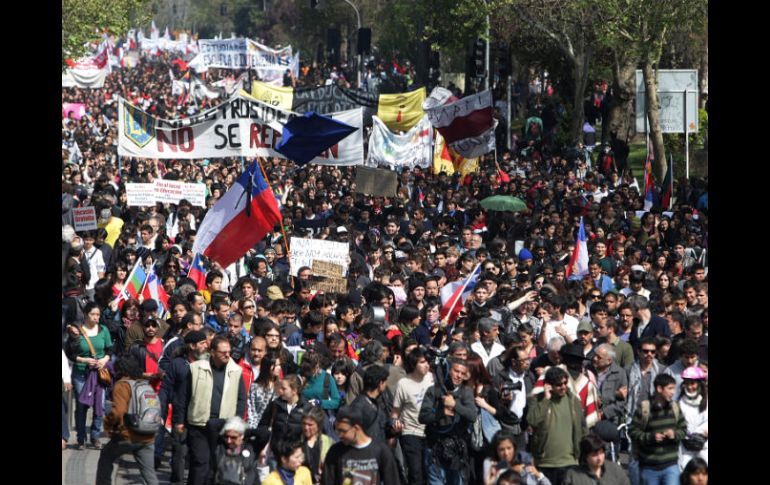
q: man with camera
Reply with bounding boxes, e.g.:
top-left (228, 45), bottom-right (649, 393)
top-left (419, 357), bottom-right (478, 485)
top-left (492, 346), bottom-right (536, 452)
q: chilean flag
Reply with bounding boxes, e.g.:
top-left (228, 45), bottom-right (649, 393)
top-left (187, 253), bottom-right (207, 290)
top-left (192, 161), bottom-right (282, 268)
top-left (440, 263), bottom-right (481, 324)
top-left (644, 139), bottom-right (655, 211)
top-left (141, 268), bottom-right (169, 314)
top-left (566, 217), bottom-right (589, 278)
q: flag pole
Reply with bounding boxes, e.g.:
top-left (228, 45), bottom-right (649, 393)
top-left (257, 157), bottom-right (292, 277)
top-left (138, 265), bottom-right (152, 302)
top-left (441, 262), bottom-right (482, 325)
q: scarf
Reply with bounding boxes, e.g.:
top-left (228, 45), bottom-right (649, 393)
top-left (277, 466), bottom-right (295, 485)
top-left (681, 391), bottom-right (702, 408)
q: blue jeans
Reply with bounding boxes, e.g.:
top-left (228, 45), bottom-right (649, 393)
top-left (424, 447), bottom-right (465, 485)
top-left (62, 391), bottom-right (70, 442)
top-left (628, 459), bottom-right (641, 485)
top-left (72, 372), bottom-right (105, 444)
top-left (641, 464), bottom-right (680, 485)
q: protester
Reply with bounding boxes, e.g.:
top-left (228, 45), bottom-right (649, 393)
top-left (62, 41), bottom-right (710, 485)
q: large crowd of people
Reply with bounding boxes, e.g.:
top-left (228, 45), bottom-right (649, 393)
top-left (62, 46), bottom-right (709, 485)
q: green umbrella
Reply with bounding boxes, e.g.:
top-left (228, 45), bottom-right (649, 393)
top-left (480, 195), bottom-right (528, 213)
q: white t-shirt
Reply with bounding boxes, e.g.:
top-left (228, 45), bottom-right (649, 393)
top-left (543, 313), bottom-right (579, 343)
top-left (393, 373), bottom-right (435, 437)
top-left (83, 247), bottom-right (105, 290)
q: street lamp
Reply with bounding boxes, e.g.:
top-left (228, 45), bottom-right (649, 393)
top-left (341, 0), bottom-right (361, 88)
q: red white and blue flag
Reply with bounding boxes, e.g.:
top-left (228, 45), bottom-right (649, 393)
top-left (644, 139), bottom-right (655, 211)
top-left (566, 217), bottom-right (589, 278)
top-left (187, 253), bottom-right (207, 291)
top-left (440, 263), bottom-right (481, 324)
top-left (141, 268), bottom-right (169, 314)
top-left (192, 161), bottom-right (282, 268)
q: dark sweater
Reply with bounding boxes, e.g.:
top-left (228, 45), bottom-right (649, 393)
top-left (629, 399), bottom-right (687, 470)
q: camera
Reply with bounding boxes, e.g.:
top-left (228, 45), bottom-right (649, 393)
top-left (424, 346), bottom-right (447, 370)
top-left (501, 381), bottom-right (523, 398)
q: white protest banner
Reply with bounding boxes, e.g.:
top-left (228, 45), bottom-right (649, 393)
top-left (181, 183), bottom-right (207, 207)
top-left (126, 182), bottom-right (206, 207)
top-left (73, 207), bottom-right (97, 231)
top-left (367, 114), bottom-right (433, 170)
top-left (118, 93), bottom-right (290, 159)
top-left (62, 48), bottom-right (109, 89)
top-left (125, 183), bottom-right (156, 207)
top-left (290, 237), bottom-right (350, 277)
top-left (198, 39), bottom-right (250, 69)
top-left (197, 39), bottom-right (294, 74)
top-left (153, 179), bottom-right (186, 204)
top-left (118, 92), bottom-right (358, 162)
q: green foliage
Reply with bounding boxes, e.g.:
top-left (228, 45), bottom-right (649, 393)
top-left (62, 0), bottom-right (150, 70)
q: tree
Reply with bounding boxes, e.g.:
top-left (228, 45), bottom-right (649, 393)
top-left (62, 0), bottom-right (149, 69)
top-left (596, 0), bottom-right (707, 181)
top-left (498, 0), bottom-right (597, 143)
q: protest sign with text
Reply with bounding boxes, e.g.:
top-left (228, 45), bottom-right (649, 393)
top-left (290, 237), bottom-right (350, 277)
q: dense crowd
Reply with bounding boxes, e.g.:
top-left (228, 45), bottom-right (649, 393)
top-left (62, 47), bottom-right (709, 485)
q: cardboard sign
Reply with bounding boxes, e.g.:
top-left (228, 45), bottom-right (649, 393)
top-left (312, 260), bottom-right (344, 278)
top-left (355, 166), bottom-right (398, 197)
top-left (73, 207), bottom-right (97, 231)
top-left (290, 237), bottom-right (349, 276)
top-left (310, 277), bottom-right (348, 294)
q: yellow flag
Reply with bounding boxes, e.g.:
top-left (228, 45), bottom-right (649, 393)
top-left (451, 146), bottom-right (479, 178)
top-left (251, 81), bottom-right (294, 110)
top-left (433, 133), bottom-right (455, 176)
top-left (377, 87), bottom-right (426, 132)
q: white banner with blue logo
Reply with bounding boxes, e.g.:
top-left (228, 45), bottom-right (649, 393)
top-left (117, 93), bottom-right (362, 164)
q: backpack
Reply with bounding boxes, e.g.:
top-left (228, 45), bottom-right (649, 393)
top-left (124, 379), bottom-right (162, 435)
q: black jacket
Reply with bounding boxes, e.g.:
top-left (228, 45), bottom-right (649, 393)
top-left (629, 315), bottom-right (671, 351)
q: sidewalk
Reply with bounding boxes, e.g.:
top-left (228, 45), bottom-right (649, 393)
top-left (62, 394), bottom-right (178, 485)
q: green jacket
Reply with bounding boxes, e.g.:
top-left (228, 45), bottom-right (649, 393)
top-left (526, 391), bottom-right (587, 464)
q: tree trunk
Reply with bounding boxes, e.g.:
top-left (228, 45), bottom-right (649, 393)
top-left (642, 61), bottom-right (667, 182)
top-left (604, 54), bottom-right (636, 145)
top-left (699, 41), bottom-right (708, 109)
top-left (571, 50), bottom-right (590, 143)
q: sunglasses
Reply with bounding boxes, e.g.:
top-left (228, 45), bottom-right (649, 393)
top-left (640, 349), bottom-right (656, 354)
top-left (143, 321), bottom-right (159, 328)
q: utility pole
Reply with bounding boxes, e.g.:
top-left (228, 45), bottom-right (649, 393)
top-left (342, 0), bottom-right (361, 88)
top-left (484, 14), bottom-right (490, 90)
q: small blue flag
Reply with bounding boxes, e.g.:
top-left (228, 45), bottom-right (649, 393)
top-left (275, 112), bottom-right (357, 166)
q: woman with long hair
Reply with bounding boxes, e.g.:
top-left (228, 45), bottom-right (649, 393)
top-left (247, 355), bottom-right (283, 431)
top-left (64, 301), bottom-right (113, 450)
top-left (109, 261), bottom-right (129, 297)
top-left (299, 406), bottom-right (335, 485)
top-left (482, 430), bottom-right (550, 485)
top-left (299, 352), bottom-right (341, 412)
top-left (465, 353), bottom-right (504, 484)
top-left (678, 367), bottom-right (708, 470)
top-left (680, 457), bottom-right (707, 485)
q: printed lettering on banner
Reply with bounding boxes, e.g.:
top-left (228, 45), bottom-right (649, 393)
top-left (290, 237), bottom-right (350, 277)
top-left (73, 207), bottom-right (97, 231)
top-left (181, 183), bottom-right (207, 207)
top-left (153, 180), bottom-right (185, 204)
top-left (118, 93), bottom-right (360, 162)
top-left (125, 183), bottom-right (156, 207)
